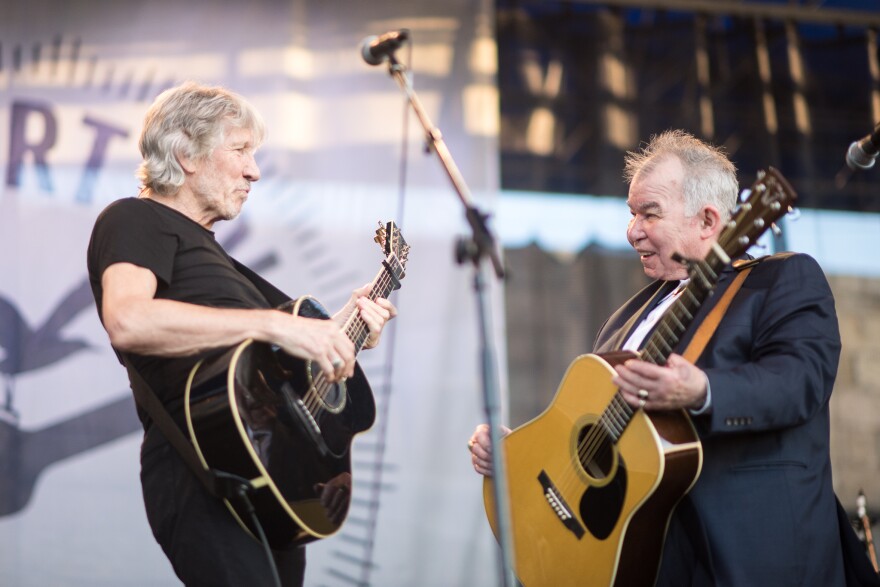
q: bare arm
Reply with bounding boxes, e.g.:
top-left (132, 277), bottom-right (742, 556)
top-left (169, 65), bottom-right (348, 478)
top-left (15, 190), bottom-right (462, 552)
top-left (101, 262), bottom-right (359, 380)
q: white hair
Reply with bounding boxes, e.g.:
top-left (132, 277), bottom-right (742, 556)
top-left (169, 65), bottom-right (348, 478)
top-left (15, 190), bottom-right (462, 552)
top-left (624, 129), bottom-right (738, 219)
top-left (136, 81), bottom-right (266, 196)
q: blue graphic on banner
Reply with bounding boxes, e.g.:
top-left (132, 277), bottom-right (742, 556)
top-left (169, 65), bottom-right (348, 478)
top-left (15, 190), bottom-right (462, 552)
top-left (0, 2), bottom-right (500, 586)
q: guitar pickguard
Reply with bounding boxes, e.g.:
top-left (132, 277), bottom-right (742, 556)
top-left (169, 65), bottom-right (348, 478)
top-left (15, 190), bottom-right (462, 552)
top-left (573, 420), bottom-right (628, 540)
top-left (580, 456), bottom-right (628, 540)
top-left (243, 343), bottom-right (365, 459)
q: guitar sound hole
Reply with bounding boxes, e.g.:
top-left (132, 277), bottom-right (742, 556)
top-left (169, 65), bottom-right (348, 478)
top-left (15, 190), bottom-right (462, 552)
top-left (577, 424), bottom-right (615, 481)
top-left (307, 362), bottom-right (347, 413)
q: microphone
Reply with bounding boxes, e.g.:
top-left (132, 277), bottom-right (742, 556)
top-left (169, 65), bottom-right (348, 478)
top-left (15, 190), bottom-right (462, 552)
top-left (360, 29), bottom-right (409, 66)
top-left (846, 121), bottom-right (880, 171)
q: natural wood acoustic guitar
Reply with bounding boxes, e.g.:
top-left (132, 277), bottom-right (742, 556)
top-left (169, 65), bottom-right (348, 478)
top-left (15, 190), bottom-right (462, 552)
top-left (484, 169), bottom-right (797, 586)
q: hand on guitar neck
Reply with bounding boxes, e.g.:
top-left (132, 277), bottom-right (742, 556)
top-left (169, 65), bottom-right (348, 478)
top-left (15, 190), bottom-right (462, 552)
top-left (274, 283), bottom-right (397, 384)
top-left (611, 353), bottom-right (710, 412)
top-left (468, 423), bottom-right (511, 477)
top-left (332, 283), bottom-right (398, 351)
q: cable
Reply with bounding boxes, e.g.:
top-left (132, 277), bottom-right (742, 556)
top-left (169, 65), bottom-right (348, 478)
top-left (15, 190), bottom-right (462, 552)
top-left (237, 488), bottom-right (283, 587)
top-left (214, 471), bottom-right (282, 587)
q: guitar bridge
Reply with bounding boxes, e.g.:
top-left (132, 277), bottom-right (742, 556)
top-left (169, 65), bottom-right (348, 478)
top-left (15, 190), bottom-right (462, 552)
top-left (538, 470), bottom-right (585, 539)
top-left (281, 382), bottom-right (330, 457)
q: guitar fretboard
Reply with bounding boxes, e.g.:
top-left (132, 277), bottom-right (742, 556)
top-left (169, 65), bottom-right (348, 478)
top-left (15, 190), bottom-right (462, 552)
top-left (345, 256), bottom-right (404, 353)
top-left (640, 253), bottom-right (725, 367)
top-left (599, 251), bottom-right (726, 443)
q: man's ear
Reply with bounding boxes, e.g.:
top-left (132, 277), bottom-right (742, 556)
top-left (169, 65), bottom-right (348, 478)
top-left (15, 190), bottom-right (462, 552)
top-left (178, 151), bottom-right (196, 174)
top-left (699, 205), bottom-right (723, 238)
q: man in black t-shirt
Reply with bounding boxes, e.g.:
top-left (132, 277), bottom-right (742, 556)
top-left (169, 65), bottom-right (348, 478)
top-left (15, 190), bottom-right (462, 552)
top-left (87, 81), bottom-right (397, 586)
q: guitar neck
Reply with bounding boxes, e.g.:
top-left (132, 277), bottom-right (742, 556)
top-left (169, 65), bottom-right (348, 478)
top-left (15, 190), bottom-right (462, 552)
top-left (639, 249), bottom-right (728, 366)
top-left (344, 256), bottom-right (403, 353)
top-left (599, 249), bottom-right (728, 445)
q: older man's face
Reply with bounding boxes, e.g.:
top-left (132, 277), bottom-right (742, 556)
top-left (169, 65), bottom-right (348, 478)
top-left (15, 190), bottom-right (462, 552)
top-left (188, 124), bottom-right (261, 224)
top-left (626, 156), bottom-right (706, 281)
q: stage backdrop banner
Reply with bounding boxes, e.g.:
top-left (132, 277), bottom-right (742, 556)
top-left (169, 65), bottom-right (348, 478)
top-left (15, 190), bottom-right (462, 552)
top-left (0, 1), bottom-right (504, 585)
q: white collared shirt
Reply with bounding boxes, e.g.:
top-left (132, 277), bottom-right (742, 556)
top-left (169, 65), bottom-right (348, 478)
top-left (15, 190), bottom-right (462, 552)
top-left (621, 279), bottom-right (712, 415)
top-left (622, 280), bottom-right (688, 352)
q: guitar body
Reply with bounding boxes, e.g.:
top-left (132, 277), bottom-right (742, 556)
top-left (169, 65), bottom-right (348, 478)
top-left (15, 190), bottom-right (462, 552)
top-left (484, 353), bottom-right (702, 587)
top-left (184, 296), bottom-right (376, 549)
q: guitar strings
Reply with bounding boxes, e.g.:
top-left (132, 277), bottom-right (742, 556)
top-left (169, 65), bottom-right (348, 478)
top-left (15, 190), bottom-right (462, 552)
top-left (302, 271), bottom-right (388, 417)
top-left (555, 298), bottom-right (688, 494)
top-left (562, 304), bottom-right (689, 492)
top-left (558, 276), bottom-right (718, 495)
top-left (299, 267), bottom-right (397, 421)
top-left (555, 390), bottom-right (634, 493)
top-left (551, 201), bottom-right (773, 495)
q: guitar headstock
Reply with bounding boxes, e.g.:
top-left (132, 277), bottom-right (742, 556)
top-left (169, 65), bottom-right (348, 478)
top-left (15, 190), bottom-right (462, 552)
top-left (716, 167), bottom-right (797, 261)
top-left (374, 221), bottom-right (410, 267)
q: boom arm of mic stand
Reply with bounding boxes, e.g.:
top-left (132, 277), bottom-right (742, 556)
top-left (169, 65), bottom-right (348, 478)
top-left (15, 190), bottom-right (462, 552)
top-left (385, 56), bottom-right (504, 279)
top-left (383, 56), bottom-right (515, 587)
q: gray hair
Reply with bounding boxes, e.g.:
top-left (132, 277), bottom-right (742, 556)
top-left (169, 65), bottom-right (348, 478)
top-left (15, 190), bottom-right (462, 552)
top-left (136, 81), bottom-right (266, 196)
top-left (623, 130), bottom-right (738, 220)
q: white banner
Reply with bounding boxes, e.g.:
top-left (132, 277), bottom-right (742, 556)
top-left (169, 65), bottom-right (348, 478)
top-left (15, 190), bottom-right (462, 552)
top-left (0, 1), bottom-right (504, 585)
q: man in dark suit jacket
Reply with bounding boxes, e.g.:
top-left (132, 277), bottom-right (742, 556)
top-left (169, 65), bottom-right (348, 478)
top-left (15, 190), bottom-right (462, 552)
top-left (470, 130), bottom-right (862, 585)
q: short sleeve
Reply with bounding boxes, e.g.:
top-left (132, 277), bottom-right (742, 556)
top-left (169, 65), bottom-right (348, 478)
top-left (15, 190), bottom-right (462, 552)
top-left (87, 198), bottom-right (178, 287)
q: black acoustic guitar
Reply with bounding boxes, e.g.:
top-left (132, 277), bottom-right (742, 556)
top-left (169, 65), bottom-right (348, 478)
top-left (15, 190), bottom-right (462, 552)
top-left (184, 221), bottom-right (409, 548)
top-left (484, 169), bottom-right (797, 586)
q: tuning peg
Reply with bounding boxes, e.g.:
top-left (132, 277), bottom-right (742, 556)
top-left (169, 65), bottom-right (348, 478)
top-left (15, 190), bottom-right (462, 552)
top-left (770, 223), bottom-right (782, 237)
top-left (374, 221), bottom-right (387, 246)
top-left (786, 207), bottom-right (801, 221)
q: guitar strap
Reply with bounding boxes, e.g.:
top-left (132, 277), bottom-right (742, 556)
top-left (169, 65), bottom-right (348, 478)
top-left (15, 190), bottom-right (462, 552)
top-left (681, 258), bottom-right (759, 362)
top-left (124, 357), bottom-right (253, 501)
top-left (121, 259), bottom-right (292, 501)
top-left (231, 258), bottom-right (292, 307)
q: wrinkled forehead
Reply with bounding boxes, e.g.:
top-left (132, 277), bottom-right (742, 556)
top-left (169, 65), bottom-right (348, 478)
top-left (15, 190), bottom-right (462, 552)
top-left (632, 154), bottom-right (683, 187)
top-left (221, 123), bottom-right (255, 143)
top-left (627, 158), bottom-right (685, 210)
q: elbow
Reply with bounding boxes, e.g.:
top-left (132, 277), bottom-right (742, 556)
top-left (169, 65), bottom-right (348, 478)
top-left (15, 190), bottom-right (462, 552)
top-left (103, 306), bottom-right (145, 352)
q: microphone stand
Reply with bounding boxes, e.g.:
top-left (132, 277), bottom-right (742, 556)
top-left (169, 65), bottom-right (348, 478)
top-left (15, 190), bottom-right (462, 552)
top-left (381, 53), bottom-right (516, 587)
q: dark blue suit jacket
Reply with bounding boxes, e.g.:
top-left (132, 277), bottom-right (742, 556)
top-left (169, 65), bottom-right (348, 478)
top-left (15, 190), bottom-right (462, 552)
top-left (594, 252), bottom-right (847, 586)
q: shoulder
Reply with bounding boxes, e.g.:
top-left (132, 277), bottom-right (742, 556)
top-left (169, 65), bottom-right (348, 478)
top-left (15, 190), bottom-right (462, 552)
top-left (741, 252), bottom-right (836, 322)
top-left (754, 251), bottom-right (822, 270)
top-left (94, 197), bottom-right (157, 227)
top-left (747, 252), bottom-right (828, 286)
top-left (99, 196), bottom-right (147, 214)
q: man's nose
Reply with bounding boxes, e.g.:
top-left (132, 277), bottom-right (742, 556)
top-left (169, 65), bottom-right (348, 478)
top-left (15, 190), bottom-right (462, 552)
top-left (245, 154), bottom-right (261, 181)
top-left (627, 217), bottom-right (643, 244)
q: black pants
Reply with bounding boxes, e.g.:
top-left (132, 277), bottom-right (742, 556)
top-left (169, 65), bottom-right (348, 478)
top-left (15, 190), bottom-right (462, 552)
top-left (140, 428), bottom-right (306, 586)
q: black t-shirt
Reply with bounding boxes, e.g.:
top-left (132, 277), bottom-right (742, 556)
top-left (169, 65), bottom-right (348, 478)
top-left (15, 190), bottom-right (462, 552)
top-left (87, 197), bottom-right (278, 419)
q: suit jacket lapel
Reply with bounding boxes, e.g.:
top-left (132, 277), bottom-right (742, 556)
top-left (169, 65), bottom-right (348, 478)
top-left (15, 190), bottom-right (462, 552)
top-left (596, 279), bottom-right (679, 353)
